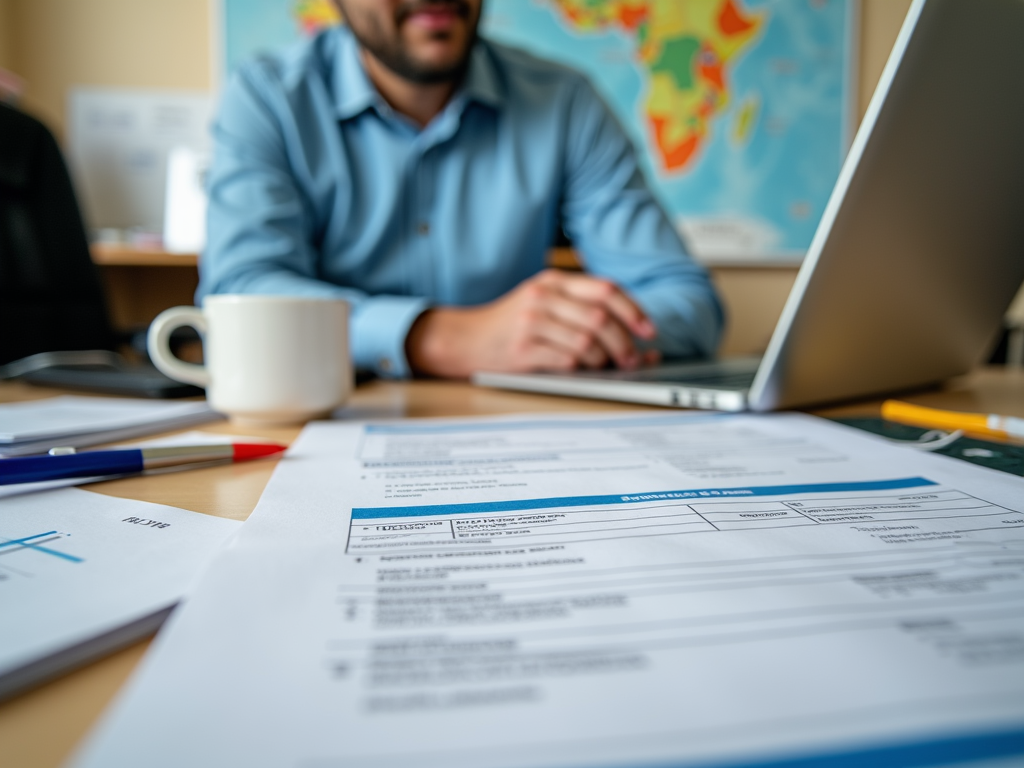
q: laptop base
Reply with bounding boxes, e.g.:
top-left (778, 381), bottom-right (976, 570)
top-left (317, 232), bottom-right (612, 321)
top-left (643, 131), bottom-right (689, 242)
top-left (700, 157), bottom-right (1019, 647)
top-left (474, 357), bottom-right (758, 411)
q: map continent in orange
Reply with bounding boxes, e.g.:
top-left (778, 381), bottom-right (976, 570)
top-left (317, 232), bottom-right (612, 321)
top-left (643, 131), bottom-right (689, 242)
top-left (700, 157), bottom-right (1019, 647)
top-left (293, 0), bottom-right (341, 34)
top-left (552, 0), bottom-right (763, 172)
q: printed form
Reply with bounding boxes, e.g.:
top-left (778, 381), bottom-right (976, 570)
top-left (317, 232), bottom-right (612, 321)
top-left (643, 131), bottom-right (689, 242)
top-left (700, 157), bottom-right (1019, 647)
top-left (74, 413), bottom-right (1024, 768)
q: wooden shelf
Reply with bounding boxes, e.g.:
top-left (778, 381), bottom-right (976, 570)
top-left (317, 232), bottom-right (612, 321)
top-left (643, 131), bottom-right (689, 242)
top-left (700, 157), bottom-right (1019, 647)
top-left (87, 245), bottom-right (800, 273)
top-left (85, 243), bottom-right (805, 357)
top-left (90, 244), bottom-right (198, 267)
top-left (89, 245), bottom-right (200, 330)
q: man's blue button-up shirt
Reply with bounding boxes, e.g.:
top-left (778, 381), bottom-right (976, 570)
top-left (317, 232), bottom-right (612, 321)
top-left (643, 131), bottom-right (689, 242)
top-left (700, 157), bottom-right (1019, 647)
top-left (199, 26), bottom-right (723, 377)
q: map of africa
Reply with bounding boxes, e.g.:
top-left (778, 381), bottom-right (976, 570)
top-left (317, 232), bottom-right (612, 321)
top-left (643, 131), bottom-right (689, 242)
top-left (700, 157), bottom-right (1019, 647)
top-left (220, 0), bottom-right (856, 260)
top-left (548, 0), bottom-right (764, 174)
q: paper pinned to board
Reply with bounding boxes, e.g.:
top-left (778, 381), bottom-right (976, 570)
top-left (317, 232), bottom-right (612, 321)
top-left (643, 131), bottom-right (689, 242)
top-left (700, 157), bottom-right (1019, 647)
top-left (66, 87), bottom-right (212, 234)
top-left (71, 411), bottom-right (1024, 768)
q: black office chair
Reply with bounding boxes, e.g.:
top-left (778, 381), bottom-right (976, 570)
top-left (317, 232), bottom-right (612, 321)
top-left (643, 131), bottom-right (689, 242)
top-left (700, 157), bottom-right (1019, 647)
top-left (0, 101), bottom-right (118, 363)
top-left (0, 103), bottom-right (200, 397)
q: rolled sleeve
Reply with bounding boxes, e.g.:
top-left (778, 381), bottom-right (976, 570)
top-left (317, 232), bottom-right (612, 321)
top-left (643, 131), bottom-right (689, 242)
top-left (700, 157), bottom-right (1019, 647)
top-left (350, 295), bottom-right (432, 378)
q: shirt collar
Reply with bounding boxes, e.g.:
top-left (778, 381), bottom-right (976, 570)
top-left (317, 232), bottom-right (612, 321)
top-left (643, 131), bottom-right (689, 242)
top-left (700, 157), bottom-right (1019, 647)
top-left (332, 27), bottom-right (379, 121)
top-left (331, 27), bottom-right (504, 122)
top-left (460, 40), bottom-right (503, 110)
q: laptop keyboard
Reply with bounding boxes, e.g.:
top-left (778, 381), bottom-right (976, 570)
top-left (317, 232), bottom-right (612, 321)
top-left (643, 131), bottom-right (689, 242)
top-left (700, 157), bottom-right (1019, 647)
top-left (628, 368), bottom-right (758, 388)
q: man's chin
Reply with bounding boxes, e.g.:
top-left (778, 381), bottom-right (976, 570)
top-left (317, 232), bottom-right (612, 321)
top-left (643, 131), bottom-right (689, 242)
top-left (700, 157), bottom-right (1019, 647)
top-left (395, 40), bottom-right (474, 83)
top-left (348, 6), bottom-right (478, 86)
top-left (400, 59), bottom-right (470, 85)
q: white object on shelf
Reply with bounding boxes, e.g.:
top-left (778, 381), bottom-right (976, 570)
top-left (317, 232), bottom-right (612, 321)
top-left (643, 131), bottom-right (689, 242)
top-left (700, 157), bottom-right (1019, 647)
top-left (163, 147), bottom-right (209, 254)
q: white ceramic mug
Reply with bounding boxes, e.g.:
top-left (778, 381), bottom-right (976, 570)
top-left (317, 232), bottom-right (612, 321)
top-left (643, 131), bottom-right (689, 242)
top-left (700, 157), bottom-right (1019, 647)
top-left (148, 295), bottom-right (352, 426)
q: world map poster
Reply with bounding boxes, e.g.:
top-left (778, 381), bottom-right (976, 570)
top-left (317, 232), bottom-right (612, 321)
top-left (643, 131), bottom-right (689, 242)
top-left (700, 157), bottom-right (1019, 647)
top-left (219, 0), bottom-right (857, 261)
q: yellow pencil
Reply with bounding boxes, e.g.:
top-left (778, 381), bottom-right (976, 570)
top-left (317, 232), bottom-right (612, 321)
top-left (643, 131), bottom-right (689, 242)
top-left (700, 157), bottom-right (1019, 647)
top-left (881, 401), bottom-right (1024, 440)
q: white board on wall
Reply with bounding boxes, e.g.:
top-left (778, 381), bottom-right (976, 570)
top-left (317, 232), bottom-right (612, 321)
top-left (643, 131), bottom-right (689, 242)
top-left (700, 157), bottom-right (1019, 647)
top-left (67, 87), bottom-right (212, 235)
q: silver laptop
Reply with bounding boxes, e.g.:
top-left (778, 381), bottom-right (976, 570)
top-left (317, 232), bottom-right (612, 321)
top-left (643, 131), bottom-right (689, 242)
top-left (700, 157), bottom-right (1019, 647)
top-left (475, 0), bottom-right (1024, 412)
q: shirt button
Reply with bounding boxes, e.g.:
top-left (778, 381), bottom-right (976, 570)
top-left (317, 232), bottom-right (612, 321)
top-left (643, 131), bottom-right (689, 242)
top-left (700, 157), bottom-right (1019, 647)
top-left (417, 222), bottom-right (430, 236)
top-left (378, 358), bottom-right (392, 373)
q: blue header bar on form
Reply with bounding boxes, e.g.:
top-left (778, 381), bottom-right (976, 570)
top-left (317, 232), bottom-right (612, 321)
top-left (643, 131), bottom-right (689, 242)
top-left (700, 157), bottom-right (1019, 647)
top-left (351, 477), bottom-right (938, 520)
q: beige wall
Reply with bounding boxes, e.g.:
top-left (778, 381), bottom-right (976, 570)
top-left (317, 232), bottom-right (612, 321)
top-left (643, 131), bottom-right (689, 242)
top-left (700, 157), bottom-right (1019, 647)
top-left (0, 0), bottom-right (14, 71)
top-left (7, 0), bottom-right (210, 140)
top-left (859, 0), bottom-right (914, 119)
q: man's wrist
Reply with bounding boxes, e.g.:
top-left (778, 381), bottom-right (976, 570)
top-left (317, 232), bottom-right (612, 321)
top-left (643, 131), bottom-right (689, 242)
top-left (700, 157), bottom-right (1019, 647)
top-left (405, 308), bottom-right (471, 379)
top-left (404, 310), bottom-right (434, 376)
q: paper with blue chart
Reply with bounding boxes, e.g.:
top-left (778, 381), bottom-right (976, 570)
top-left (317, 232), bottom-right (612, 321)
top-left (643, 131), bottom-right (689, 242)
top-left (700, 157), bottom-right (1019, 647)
top-left (74, 412), bottom-right (1024, 768)
top-left (219, 0), bottom-right (856, 261)
top-left (0, 488), bottom-right (239, 699)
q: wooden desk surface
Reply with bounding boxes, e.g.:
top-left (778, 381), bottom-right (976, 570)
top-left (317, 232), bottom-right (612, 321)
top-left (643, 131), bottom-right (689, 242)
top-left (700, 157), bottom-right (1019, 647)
top-left (2, 369), bottom-right (1022, 768)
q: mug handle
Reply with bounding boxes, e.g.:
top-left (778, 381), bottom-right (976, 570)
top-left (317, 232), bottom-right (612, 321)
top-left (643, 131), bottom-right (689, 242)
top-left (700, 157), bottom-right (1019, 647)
top-left (147, 306), bottom-right (211, 387)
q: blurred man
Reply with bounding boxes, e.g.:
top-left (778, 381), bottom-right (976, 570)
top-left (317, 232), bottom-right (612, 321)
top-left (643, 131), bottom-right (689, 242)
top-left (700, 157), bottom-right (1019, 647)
top-left (200, 0), bottom-right (722, 378)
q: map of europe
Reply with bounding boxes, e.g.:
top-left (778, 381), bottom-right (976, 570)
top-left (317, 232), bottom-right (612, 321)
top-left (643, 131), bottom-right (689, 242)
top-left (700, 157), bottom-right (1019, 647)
top-left (221, 0), bottom-right (855, 260)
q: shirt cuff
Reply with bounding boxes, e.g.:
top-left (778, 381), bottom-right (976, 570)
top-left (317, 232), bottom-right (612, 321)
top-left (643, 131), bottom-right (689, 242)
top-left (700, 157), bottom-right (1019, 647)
top-left (350, 295), bottom-right (432, 378)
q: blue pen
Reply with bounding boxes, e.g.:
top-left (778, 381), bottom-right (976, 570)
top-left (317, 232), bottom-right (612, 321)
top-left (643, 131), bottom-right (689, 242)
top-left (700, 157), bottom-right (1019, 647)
top-left (0, 443), bottom-right (287, 486)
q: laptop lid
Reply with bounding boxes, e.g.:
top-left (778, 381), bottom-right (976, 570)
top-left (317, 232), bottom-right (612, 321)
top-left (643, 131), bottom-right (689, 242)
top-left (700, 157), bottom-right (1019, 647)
top-left (747, 0), bottom-right (1024, 411)
top-left (475, 0), bottom-right (1024, 412)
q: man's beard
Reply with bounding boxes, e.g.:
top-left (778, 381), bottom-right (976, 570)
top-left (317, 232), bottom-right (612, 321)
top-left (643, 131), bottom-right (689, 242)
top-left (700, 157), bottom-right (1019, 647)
top-left (348, 0), bottom-right (477, 85)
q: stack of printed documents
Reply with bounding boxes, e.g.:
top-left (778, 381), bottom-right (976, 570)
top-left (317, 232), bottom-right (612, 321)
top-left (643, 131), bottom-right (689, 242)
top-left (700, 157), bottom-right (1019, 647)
top-left (72, 412), bottom-right (1024, 768)
top-left (0, 396), bottom-right (217, 457)
top-left (0, 487), bottom-right (239, 700)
